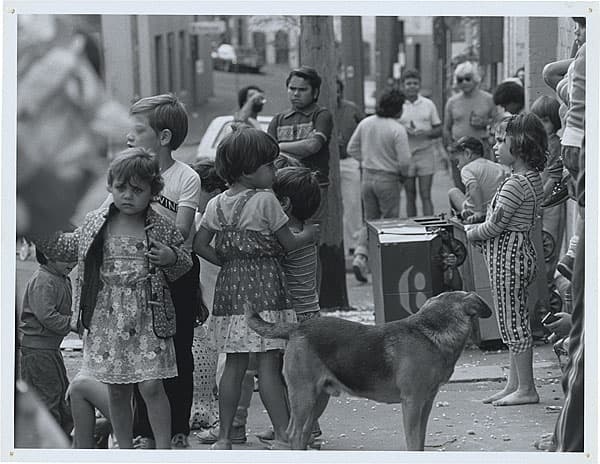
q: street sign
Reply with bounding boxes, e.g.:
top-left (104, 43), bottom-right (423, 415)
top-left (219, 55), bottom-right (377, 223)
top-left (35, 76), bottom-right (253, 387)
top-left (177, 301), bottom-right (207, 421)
top-left (189, 21), bottom-right (226, 35)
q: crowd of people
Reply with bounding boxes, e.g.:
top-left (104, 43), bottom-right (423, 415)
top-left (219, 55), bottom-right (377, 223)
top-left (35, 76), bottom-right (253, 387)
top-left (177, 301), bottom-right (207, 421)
top-left (15, 16), bottom-right (586, 453)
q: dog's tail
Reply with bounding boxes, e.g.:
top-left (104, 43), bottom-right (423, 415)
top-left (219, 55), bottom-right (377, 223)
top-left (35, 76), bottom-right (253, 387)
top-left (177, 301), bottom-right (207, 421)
top-left (244, 302), bottom-right (297, 340)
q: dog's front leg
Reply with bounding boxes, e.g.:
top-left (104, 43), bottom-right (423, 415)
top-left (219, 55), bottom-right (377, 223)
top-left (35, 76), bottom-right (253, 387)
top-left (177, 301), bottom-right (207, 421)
top-left (401, 397), bottom-right (429, 451)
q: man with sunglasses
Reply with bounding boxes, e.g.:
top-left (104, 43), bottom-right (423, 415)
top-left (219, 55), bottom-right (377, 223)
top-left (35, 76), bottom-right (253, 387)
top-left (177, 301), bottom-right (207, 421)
top-left (443, 61), bottom-right (496, 192)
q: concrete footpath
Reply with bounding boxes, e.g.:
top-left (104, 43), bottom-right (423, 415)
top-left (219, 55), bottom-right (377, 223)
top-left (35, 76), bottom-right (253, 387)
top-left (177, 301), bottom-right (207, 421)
top-left (56, 270), bottom-right (566, 453)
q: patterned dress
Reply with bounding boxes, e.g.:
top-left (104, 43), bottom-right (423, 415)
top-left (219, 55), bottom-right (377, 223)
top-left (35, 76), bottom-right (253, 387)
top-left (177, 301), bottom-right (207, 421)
top-left (208, 190), bottom-right (296, 353)
top-left (81, 234), bottom-right (177, 383)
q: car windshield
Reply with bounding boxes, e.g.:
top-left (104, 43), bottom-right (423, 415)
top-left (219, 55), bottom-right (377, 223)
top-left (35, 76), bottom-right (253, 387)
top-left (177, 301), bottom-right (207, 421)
top-left (212, 120), bottom-right (271, 148)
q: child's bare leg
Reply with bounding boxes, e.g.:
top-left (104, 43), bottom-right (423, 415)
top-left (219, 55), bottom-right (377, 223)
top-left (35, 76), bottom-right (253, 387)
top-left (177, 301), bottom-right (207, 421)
top-left (138, 379), bottom-right (172, 449)
top-left (214, 353), bottom-right (249, 449)
top-left (493, 347), bottom-right (539, 406)
top-left (256, 350), bottom-right (289, 442)
top-left (107, 383), bottom-right (134, 449)
top-left (483, 352), bottom-right (518, 403)
top-left (69, 375), bottom-right (110, 448)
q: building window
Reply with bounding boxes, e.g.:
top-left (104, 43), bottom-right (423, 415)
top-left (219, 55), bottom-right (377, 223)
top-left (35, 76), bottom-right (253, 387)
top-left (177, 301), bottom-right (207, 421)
top-left (179, 30), bottom-right (186, 91)
top-left (414, 43), bottom-right (421, 71)
top-left (155, 35), bottom-right (163, 93)
top-left (167, 32), bottom-right (175, 92)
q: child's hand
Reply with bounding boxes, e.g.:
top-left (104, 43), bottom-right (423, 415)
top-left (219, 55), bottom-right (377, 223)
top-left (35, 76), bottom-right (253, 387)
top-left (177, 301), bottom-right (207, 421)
top-left (146, 239), bottom-right (176, 266)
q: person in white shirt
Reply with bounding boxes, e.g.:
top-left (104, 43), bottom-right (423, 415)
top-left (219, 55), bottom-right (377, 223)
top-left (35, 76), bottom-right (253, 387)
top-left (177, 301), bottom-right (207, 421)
top-left (346, 89), bottom-right (411, 282)
top-left (399, 69), bottom-right (443, 217)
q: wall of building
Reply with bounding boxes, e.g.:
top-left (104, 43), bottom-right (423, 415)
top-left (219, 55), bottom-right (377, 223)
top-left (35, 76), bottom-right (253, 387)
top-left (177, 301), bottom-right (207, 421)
top-left (403, 17), bottom-right (435, 97)
top-left (102, 15), bottom-right (213, 108)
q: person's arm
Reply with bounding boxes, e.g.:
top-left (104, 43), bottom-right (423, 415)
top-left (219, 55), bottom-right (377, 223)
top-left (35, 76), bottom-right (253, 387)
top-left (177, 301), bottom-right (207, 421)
top-left (31, 223), bottom-right (83, 264)
top-left (175, 206), bottom-right (196, 240)
top-left (234, 92), bottom-right (264, 122)
top-left (542, 59), bottom-right (573, 91)
top-left (192, 226), bottom-right (221, 266)
top-left (280, 109), bottom-right (334, 159)
top-left (29, 279), bottom-right (71, 336)
top-left (346, 123), bottom-right (362, 162)
top-left (562, 44), bottom-right (585, 149)
top-left (442, 100), bottom-right (453, 148)
top-left (175, 172), bottom-right (202, 240)
top-left (466, 177), bottom-right (523, 241)
top-left (394, 126), bottom-right (412, 172)
top-left (279, 136), bottom-right (324, 159)
top-left (274, 223), bottom-right (319, 252)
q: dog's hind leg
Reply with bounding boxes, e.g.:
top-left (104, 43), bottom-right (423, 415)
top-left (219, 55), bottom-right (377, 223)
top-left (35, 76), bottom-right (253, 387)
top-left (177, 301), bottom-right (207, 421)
top-left (286, 385), bottom-right (318, 450)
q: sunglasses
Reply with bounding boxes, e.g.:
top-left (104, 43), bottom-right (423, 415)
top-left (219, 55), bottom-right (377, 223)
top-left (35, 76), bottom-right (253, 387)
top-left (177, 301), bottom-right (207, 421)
top-left (456, 76), bottom-right (472, 83)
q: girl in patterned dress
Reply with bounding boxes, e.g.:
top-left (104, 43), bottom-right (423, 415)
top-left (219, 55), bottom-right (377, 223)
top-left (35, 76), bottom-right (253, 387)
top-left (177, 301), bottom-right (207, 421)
top-left (467, 114), bottom-right (546, 406)
top-left (35, 148), bottom-right (192, 448)
top-left (193, 128), bottom-right (319, 450)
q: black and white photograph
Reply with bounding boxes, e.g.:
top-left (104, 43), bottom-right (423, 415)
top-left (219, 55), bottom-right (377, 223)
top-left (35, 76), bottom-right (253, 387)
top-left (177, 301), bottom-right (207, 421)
top-left (1, 1), bottom-right (598, 463)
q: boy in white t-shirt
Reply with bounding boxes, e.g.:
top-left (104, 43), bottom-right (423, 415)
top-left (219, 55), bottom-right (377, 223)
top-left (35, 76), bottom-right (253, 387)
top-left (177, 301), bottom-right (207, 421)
top-left (448, 136), bottom-right (508, 224)
top-left (124, 94), bottom-right (201, 449)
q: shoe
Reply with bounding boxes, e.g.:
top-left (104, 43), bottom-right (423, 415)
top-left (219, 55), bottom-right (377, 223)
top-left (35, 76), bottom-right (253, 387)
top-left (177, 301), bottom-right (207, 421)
top-left (171, 433), bottom-right (190, 449)
top-left (255, 428), bottom-right (274, 441)
top-left (352, 253), bottom-right (369, 283)
top-left (542, 177), bottom-right (569, 208)
top-left (132, 436), bottom-right (155, 449)
top-left (196, 425), bottom-right (247, 445)
top-left (557, 255), bottom-right (574, 281)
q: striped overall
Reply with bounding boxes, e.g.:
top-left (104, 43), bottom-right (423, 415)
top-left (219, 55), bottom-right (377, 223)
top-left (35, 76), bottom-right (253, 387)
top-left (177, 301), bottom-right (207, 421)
top-left (481, 174), bottom-right (540, 353)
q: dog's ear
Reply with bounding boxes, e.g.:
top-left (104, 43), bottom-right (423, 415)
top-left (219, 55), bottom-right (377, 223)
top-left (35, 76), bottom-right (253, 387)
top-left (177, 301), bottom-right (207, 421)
top-left (465, 292), bottom-right (492, 318)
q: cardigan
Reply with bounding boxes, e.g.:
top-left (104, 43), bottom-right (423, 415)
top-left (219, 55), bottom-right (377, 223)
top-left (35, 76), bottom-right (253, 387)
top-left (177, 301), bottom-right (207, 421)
top-left (35, 204), bottom-right (192, 333)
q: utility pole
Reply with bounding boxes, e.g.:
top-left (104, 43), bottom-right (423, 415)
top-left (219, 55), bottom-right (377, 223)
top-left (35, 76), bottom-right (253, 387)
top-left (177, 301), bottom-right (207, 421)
top-left (375, 17), bottom-right (403, 99)
top-left (341, 16), bottom-right (365, 113)
top-left (299, 16), bottom-right (350, 310)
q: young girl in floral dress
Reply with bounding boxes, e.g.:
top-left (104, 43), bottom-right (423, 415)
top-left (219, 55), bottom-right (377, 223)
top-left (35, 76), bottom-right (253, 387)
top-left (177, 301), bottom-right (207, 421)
top-left (35, 148), bottom-right (192, 448)
top-left (193, 128), bottom-right (319, 450)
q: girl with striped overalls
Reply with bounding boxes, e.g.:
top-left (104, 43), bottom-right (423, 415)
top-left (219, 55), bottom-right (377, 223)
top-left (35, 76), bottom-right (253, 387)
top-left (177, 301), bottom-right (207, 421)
top-left (467, 113), bottom-right (546, 406)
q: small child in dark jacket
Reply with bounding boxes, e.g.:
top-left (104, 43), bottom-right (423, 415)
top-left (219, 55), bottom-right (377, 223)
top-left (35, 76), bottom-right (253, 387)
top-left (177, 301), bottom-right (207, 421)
top-left (19, 249), bottom-right (76, 436)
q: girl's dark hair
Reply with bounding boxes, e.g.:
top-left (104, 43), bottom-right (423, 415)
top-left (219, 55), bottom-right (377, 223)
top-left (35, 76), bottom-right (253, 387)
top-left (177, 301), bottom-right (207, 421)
top-left (272, 167), bottom-right (321, 221)
top-left (191, 157), bottom-right (228, 193)
top-left (530, 95), bottom-right (561, 134)
top-left (493, 81), bottom-right (524, 114)
top-left (573, 17), bottom-right (586, 27)
top-left (505, 113), bottom-right (548, 172)
top-left (376, 89), bottom-right (406, 118)
top-left (402, 69), bottom-right (421, 82)
top-left (107, 147), bottom-right (164, 196)
top-left (215, 127), bottom-right (279, 185)
top-left (35, 248), bottom-right (48, 265)
top-left (274, 153), bottom-right (303, 170)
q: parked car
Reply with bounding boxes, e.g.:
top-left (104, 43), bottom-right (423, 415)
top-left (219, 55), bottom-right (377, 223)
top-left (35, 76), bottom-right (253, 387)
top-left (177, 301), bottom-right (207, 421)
top-left (211, 44), bottom-right (264, 73)
top-left (196, 115), bottom-right (273, 160)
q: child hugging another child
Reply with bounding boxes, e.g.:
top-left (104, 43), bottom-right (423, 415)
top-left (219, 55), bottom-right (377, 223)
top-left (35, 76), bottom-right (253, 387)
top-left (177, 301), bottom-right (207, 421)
top-left (34, 149), bottom-right (192, 448)
top-left (193, 128), bottom-right (319, 450)
top-left (19, 249), bottom-right (76, 438)
top-left (467, 113), bottom-right (546, 406)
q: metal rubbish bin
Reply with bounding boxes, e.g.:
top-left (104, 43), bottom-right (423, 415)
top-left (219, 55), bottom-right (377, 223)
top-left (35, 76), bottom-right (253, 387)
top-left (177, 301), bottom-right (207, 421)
top-left (450, 219), bottom-right (501, 343)
top-left (367, 217), bottom-right (454, 324)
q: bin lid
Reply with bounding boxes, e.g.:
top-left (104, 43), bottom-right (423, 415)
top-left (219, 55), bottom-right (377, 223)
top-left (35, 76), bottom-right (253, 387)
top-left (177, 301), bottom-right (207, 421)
top-left (378, 231), bottom-right (438, 243)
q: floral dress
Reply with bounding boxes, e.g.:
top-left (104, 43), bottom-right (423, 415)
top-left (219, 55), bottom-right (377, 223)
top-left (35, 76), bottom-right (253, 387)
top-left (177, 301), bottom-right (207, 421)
top-left (208, 190), bottom-right (296, 353)
top-left (81, 234), bottom-right (177, 383)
